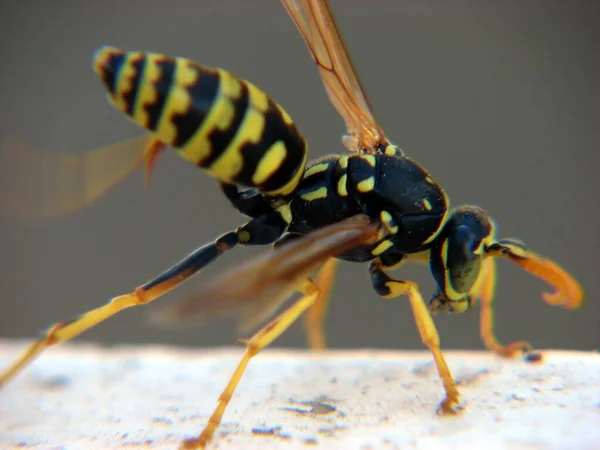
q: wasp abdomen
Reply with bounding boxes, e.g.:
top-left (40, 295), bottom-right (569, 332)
top-left (93, 46), bottom-right (307, 195)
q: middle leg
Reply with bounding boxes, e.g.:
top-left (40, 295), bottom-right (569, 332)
top-left (369, 259), bottom-right (462, 414)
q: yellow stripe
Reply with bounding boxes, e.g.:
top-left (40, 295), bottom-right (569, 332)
top-left (337, 174), bottom-right (348, 196)
top-left (264, 146), bottom-right (307, 196)
top-left (210, 106), bottom-right (265, 182)
top-left (422, 198), bottom-right (432, 211)
top-left (300, 186), bottom-right (328, 201)
top-left (246, 81), bottom-right (269, 113)
top-left (179, 69), bottom-right (237, 166)
top-left (372, 239), bottom-right (393, 256)
top-left (133, 53), bottom-right (163, 129)
top-left (114, 52), bottom-right (143, 113)
top-left (357, 177), bottom-right (375, 192)
top-left (219, 68), bottom-right (242, 99)
top-left (156, 59), bottom-right (198, 145)
top-left (252, 141), bottom-right (287, 185)
top-left (303, 163), bottom-right (329, 178)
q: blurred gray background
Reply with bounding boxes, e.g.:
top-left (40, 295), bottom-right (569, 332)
top-left (0, 0), bottom-right (598, 353)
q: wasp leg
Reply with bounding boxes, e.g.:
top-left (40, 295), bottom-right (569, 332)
top-left (476, 258), bottom-right (533, 359)
top-left (304, 258), bottom-right (339, 350)
top-left (181, 278), bottom-right (321, 450)
top-left (0, 215), bottom-right (286, 387)
top-left (369, 260), bottom-right (462, 415)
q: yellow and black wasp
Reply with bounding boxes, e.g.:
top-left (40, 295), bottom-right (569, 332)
top-left (0, 0), bottom-right (584, 448)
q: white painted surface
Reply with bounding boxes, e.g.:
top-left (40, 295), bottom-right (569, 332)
top-left (0, 342), bottom-right (598, 449)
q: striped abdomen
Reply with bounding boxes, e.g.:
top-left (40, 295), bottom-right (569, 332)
top-left (93, 46), bottom-right (307, 196)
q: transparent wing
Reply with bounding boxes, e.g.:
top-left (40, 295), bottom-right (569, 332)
top-left (150, 215), bottom-right (379, 333)
top-left (0, 136), bottom-right (161, 222)
top-left (282, 0), bottom-right (387, 153)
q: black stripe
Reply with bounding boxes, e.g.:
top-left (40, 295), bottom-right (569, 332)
top-left (201, 78), bottom-right (250, 168)
top-left (144, 57), bottom-right (175, 131)
top-left (171, 62), bottom-right (221, 148)
top-left (121, 54), bottom-right (145, 116)
top-left (236, 98), bottom-right (306, 191)
top-left (99, 51), bottom-right (125, 97)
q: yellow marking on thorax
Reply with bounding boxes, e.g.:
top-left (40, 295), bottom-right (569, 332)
top-left (337, 174), bottom-right (348, 196)
top-left (385, 145), bottom-right (401, 156)
top-left (300, 186), bottom-right (328, 202)
top-left (361, 154), bottom-right (376, 167)
top-left (372, 239), bottom-right (393, 256)
top-left (114, 52), bottom-right (143, 113)
top-left (357, 177), bottom-right (375, 193)
top-left (275, 203), bottom-right (292, 223)
top-left (156, 59), bottom-right (198, 145)
top-left (303, 163), bottom-right (329, 178)
top-left (180, 69), bottom-right (240, 166)
top-left (425, 175), bottom-right (435, 185)
top-left (422, 198), bottom-right (432, 211)
top-left (252, 141), bottom-right (287, 185)
top-left (210, 107), bottom-right (265, 181)
top-left (133, 53), bottom-right (163, 128)
top-left (422, 191), bottom-right (450, 245)
top-left (379, 211), bottom-right (398, 234)
top-left (338, 156), bottom-right (349, 169)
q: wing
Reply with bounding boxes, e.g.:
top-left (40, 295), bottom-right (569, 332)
top-left (282, 0), bottom-right (387, 153)
top-left (150, 215), bottom-right (380, 333)
top-left (0, 136), bottom-right (164, 222)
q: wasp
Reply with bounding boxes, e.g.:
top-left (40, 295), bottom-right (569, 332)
top-left (0, 1), bottom-right (584, 449)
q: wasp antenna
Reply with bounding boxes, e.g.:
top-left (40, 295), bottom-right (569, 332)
top-left (487, 239), bottom-right (584, 310)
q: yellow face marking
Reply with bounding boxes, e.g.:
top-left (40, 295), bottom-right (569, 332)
top-left (247, 82), bottom-right (269, 113)
top-left (338, 155), bottom-right (349, 169)
top-left (337, 174), bottom-right (348, 197)
top-left (360, 154), bottom-right (376, 167)
top-left (372, 239), bottom-right (393, 256)
top-left (422, 198), bottom-right (432, 211)
top-left (156, 59), bottom-right (198, 145)
top-left (252, 141), bottom-right (287, 185)
top-left (275, 203), bottom-right (292, 223)
top-left (379, 211), bottom-right (398, 234)
top-left (210, 107), bottom-right (265, 181)
top-left (300, 186), bottom-right (328, 202)
top-left (303, 163), bottom-right (329, 178)
top-left (357, 177), bottom-right (375, 193)
top-left (133, 53), bottom-right (163, 128)
top-left (440, 239), bottom-right (462, 301)
top-left (114, 52), bottom-right (143, 113)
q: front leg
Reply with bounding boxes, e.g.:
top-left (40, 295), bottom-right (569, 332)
top-left (369, 259), bottom-right (462, 415)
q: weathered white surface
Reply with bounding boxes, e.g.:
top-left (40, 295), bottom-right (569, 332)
top-left (0, 341), bottom-right (598, 450)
